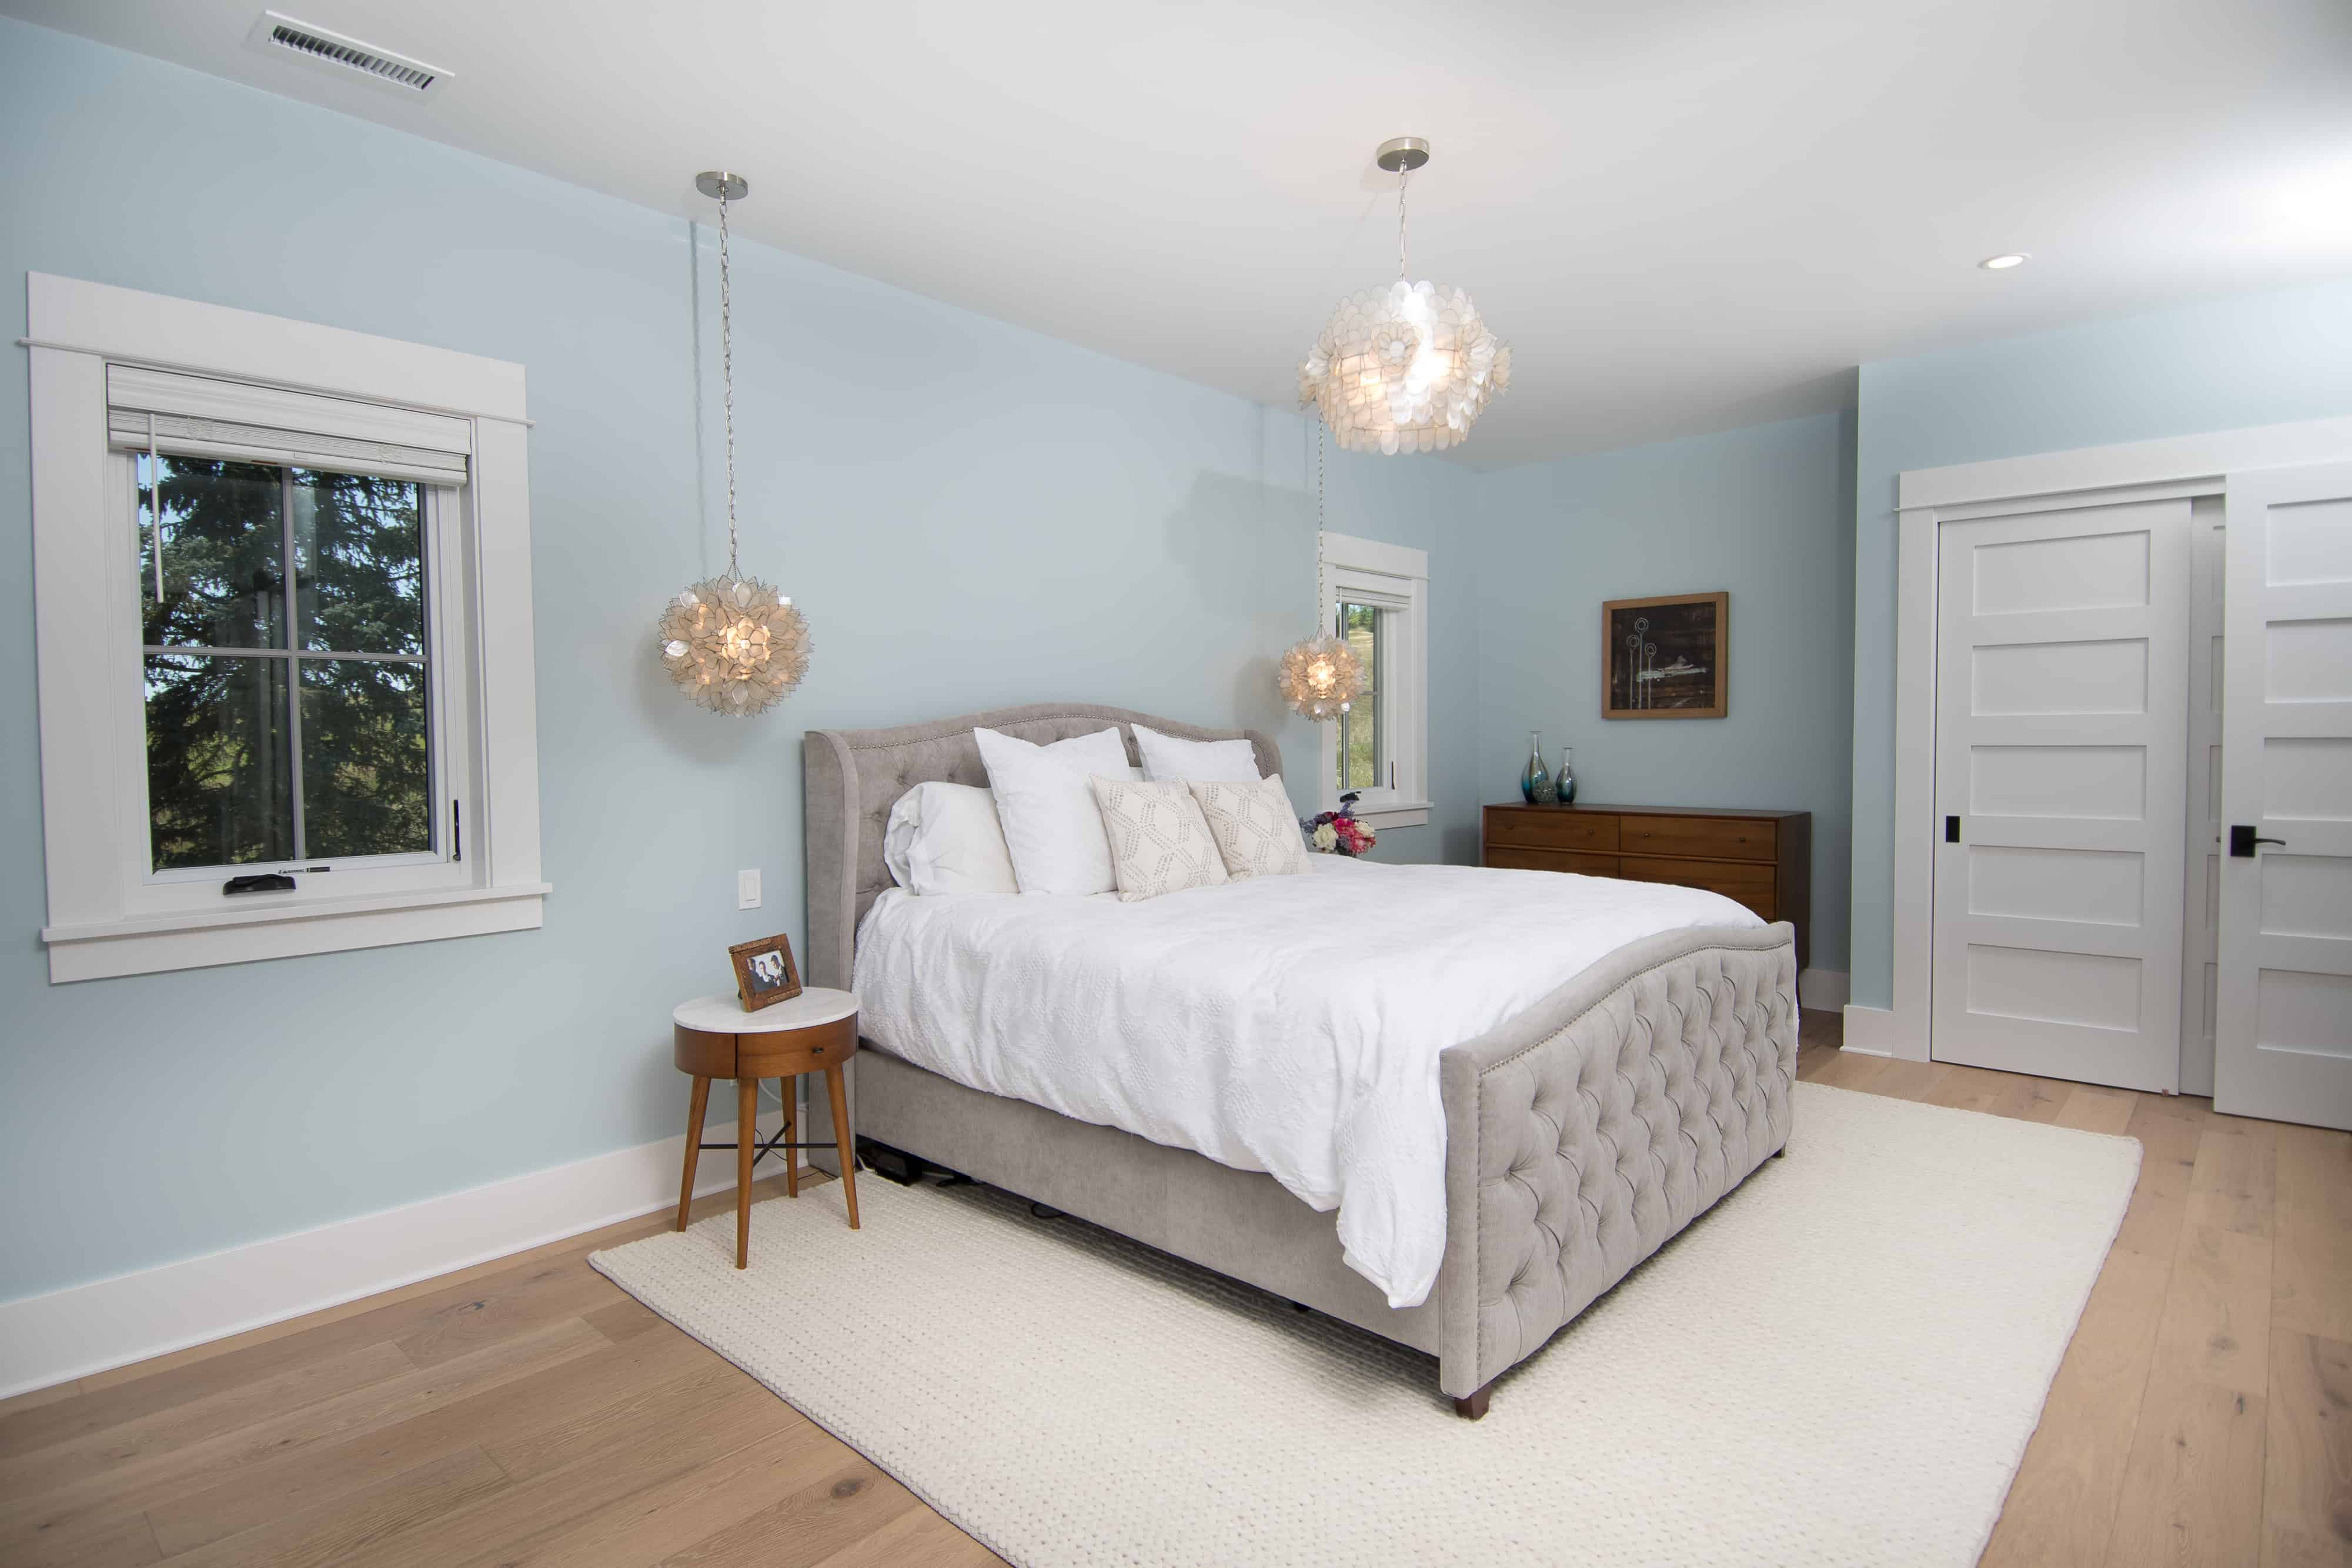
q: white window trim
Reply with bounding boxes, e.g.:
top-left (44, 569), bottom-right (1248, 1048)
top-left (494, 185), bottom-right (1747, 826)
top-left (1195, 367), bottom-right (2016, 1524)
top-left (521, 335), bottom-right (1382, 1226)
top-left (26, 272), bottom-right (547, 982)
top-left (1318, 531), bottom-right (1430, 830)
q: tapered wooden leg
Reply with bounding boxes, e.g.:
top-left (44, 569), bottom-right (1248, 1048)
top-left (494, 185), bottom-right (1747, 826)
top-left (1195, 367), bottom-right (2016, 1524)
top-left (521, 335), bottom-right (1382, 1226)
top-left (736, 1076), bottom-right (757, 1268)
top-left (825, 1062), bottom-right (860, 1230)
top-left (1452, 1380), bottom-right (1494, 1420)
top-left (782, 1078), bottom-right (799, 1198)
top-left (675, 1075), bottom-right (711, 1232)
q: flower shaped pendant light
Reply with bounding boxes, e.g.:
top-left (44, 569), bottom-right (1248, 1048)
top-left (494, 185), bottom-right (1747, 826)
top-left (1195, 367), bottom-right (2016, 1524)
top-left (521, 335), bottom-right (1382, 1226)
top-left (1298, 138), bottom-right (1511, 456)
top-left (1277, 418), bottom-right (1367, 721)
top-left (658, 170), bottom-right (812, 715)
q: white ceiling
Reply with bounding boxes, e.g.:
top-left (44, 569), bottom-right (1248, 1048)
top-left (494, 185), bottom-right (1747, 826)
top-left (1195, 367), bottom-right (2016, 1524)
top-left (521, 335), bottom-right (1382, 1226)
top-left (14, 0), bottom-right (2352, 467)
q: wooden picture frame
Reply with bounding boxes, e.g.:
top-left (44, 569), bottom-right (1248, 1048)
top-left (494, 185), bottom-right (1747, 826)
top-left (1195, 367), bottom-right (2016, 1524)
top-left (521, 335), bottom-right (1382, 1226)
top-left (729, 932), bottom-right (803, 1012)
top-left (1603, 591), bottom-right (1728, 720)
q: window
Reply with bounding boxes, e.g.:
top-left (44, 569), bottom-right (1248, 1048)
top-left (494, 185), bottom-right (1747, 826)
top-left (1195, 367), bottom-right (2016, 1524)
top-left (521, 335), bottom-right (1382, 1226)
top-left (141, 459), bottom-right (436, 872)
top-left (29, 273), bottom-right (546, 981)
top-left (1318, 534), bottom-right (1429, 830)
top-left (1335, 600), bottom-right (1381, 795)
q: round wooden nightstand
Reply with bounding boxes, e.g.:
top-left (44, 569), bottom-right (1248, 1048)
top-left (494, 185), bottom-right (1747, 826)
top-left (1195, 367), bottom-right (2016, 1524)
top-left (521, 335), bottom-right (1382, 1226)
top-left (671, 987), bottom-right (861, 1269)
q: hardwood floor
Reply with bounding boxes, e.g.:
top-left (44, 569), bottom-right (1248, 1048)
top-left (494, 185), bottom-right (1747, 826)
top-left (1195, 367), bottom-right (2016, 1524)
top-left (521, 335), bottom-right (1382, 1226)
top-left (4, 1025), bottom-right (2346, 1567)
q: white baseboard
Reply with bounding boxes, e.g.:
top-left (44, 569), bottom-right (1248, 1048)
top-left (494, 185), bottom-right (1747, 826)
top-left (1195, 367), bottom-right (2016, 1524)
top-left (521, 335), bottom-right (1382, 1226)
top-left (1840, 1003), bottom-right (1929, 1062)
top-left (0, 1105), bottom-right (790, 1400)
top-left (1798, 968), bottom-right (1849, 1012)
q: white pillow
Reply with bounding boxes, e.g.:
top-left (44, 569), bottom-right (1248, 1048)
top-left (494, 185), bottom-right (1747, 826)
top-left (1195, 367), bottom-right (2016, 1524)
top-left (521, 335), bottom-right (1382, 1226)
top-left (1188, 774), bottom-right (1314, 880)
top-left (974, 726), bottom-right (1134, 896)
top-left (1090, 777), bottom-right (1230, 902)
top-left (1132, 722), bottom-right (1262, 784)
top-left (882, 782), bottom-right (1018, 896)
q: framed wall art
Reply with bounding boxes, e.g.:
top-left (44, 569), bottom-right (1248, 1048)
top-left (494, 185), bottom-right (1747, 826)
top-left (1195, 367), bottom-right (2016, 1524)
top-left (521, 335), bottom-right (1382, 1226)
top-left (1603, 591), bottom-right (1728, 720)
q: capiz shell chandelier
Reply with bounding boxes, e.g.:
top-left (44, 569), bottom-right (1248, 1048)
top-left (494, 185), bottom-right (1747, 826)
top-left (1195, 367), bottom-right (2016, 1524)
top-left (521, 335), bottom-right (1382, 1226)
top-left (659, 170), bottom-right (812, 715)
top-left (1278, 633), bottom-right (1364, 721)
top-left (1298, 138), bottom-right (1510, 456)
top-left (1277, 419), bottom-right (1367, 721)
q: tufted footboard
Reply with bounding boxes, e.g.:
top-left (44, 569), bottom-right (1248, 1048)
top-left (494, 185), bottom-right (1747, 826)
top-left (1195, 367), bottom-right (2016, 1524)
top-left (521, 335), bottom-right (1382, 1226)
top-left (1430, 921), bottom-right (1798, 1409)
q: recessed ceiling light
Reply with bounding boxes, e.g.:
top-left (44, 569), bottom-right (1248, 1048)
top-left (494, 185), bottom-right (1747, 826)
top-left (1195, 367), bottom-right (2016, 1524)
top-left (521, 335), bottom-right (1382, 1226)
top-left (1979, 253), bottom-right (2030, 270)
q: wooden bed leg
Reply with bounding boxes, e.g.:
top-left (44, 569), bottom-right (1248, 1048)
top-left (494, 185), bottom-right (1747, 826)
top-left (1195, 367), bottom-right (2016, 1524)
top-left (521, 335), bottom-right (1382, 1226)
top-left (1452, 1382), bottom-right (1494, 1420)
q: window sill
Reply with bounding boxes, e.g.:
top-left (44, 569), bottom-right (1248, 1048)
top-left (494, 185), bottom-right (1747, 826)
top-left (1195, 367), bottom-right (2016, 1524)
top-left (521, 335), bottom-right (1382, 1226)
top-left (1354, 801), bottom-right (1432, 830)
top-left (42, 882), bottom-right (552, 982)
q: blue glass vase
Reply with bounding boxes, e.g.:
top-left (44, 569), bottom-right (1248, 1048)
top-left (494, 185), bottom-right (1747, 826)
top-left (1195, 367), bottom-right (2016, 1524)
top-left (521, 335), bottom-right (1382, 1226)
top-left (1520, 731), bottom-right (1555, 804)
top-left (1555, 744), bottom-right (1576, 805)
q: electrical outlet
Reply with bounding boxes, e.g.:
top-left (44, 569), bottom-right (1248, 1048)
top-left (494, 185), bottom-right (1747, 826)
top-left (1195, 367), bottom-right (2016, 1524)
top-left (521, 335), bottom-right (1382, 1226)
top-left (737, 868), bottom-right (761, 910)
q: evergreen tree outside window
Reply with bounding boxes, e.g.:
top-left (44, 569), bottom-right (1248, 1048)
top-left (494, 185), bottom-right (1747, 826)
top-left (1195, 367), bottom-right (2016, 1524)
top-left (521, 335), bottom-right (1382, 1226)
top-left (139, 456), bottom-right (432, 871)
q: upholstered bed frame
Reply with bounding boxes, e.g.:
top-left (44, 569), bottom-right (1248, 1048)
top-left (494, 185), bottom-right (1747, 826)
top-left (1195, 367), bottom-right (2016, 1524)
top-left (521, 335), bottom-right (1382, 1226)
top-left (802, 702), bottom-right (1798, 1417)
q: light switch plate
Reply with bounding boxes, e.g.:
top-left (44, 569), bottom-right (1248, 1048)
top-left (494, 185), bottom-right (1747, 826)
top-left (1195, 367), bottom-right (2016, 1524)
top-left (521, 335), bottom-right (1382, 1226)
top-left (737, 868), bottom-right (761, 910)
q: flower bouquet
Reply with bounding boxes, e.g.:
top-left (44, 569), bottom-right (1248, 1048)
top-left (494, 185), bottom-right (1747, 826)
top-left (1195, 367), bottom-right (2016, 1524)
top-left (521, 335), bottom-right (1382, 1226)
top-left (1302, 791), bottom-right (1377, 857)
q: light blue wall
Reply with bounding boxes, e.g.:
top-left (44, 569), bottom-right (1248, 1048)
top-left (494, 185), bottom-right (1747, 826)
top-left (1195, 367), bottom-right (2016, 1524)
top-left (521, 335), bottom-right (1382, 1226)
top-left (1473, 414), bottom-right (1857, 974)
top-left (0, 19), bottom-right (1482, 1302)
top-left (1847, 277), bottom-right (2352, 1007)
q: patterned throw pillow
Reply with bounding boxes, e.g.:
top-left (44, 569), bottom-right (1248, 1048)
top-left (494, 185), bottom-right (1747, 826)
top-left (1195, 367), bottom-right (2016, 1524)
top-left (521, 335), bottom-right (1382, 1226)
top-left (1188, 774), bottom-right (1313, 880)
top-left (1087, 777), bottom-right (1231, 902)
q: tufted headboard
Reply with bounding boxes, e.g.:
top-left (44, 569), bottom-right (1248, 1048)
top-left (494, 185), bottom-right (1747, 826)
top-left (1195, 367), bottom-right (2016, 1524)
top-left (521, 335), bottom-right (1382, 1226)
top-left (801, 703), bottom-right (1283, 989)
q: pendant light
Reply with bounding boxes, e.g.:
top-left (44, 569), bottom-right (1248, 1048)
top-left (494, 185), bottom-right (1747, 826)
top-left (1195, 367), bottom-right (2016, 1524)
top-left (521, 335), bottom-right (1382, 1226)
top-left (657, 170), bottom-right (812, 715)
top-left (1276, 417), bottom-right (1366, 721)
top-left (1298, 138), bottom-right (1511, 456)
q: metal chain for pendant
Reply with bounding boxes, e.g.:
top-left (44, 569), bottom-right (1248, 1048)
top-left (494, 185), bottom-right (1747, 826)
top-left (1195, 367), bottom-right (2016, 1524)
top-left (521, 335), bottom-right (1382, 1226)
top-left (1315, 418), bottom-right (1328, 631)
top-left (1397, 163), bottom-right (1409, 280)
top-left (718, 180), bottom-right (740, 581)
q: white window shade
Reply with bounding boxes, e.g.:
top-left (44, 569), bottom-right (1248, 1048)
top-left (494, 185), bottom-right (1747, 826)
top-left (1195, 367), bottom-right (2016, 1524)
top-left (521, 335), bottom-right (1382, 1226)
top-left (106, 363), bottom-right (470, 485)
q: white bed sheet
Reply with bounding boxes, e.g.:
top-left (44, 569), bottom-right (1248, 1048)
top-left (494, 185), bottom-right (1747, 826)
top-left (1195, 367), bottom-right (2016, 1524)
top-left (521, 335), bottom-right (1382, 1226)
top-left (851, 858), bottom-right (1767, 1309)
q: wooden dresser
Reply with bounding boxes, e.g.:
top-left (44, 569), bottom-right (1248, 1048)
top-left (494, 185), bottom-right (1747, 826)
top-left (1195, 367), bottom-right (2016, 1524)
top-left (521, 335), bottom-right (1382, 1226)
top-left (1481, 803), bottom-right (1812, 972)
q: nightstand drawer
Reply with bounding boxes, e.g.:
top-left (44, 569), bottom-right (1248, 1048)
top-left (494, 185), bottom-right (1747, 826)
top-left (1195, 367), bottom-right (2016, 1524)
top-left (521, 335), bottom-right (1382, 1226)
top-left (736, 1014), bottom-right (859, 1078)
top-left (1486, 845), bottom-right (1619, 877)
top-left (1615, 815), bottom-right (1778, 863)
top-left (1618, 854), bottom-right (1777, 919)
top-left (1484, 810), bottom-right (1619, 852)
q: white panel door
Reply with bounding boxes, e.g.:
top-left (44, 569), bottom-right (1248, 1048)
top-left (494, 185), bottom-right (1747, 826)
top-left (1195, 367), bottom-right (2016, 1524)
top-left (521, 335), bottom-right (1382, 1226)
top-left (1932, 499), bottom-right (2190, 1091)
top-left (2215, 462), bottom-right (2352, 1129)
top-left (2179, 498), bottom-right (2225, 1095)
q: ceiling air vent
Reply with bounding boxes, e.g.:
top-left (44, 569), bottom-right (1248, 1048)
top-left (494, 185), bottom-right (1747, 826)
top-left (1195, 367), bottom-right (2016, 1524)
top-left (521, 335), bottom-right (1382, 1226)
top-left (243, 11), bottom-right (451, 97)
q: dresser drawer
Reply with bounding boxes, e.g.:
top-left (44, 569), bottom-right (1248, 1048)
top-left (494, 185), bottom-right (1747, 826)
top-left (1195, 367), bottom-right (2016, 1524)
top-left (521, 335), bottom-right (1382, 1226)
top-left (1486, 846), bottom-right (1619, 877)
top-left (1484, 810), bottom-right (1619, 853)
top-left (1617, 854), bottom-right (1778, 920)
top-left (1615, 815), bottom-right (1777, 864)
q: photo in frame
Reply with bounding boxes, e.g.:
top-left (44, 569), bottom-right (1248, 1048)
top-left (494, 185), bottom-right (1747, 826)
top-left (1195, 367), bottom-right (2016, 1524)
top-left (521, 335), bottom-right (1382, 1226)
top-left (728, 932), bottom-right (803, 1011)
top-left (1603, 591), bottom-right (1728, 719)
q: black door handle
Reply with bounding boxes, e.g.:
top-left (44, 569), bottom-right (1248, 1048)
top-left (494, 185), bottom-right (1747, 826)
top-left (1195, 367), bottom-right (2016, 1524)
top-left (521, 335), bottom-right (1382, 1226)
top-left (1945, 815), bottom-right (1960, 844)
top-left (2229, 824), bottom-right (2286, 858)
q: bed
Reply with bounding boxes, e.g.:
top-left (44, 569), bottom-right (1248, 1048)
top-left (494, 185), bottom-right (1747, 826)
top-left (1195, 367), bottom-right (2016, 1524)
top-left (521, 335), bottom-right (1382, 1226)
top-left (803, 703), bottom-right (1798, 1417)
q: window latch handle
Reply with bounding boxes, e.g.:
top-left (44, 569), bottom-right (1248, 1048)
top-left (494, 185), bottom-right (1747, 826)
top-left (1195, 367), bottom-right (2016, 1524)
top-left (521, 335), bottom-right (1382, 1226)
top-left (224, 872), bottom-right (297, 895)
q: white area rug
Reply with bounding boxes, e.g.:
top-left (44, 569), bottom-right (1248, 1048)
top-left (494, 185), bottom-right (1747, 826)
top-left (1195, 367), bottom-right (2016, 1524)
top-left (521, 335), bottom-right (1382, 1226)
top-left (591, 1083), bottom-right (2139, 1567)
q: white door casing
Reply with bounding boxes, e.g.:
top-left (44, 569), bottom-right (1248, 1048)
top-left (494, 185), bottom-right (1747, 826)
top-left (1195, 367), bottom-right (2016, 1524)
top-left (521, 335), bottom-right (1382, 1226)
top-left (1872, 415), bottom-right (2352, 1064)
top-left (2214, 463), bottom-right (2352, 1130)
top-left (2179, 499), bottom-right (2225, 1096)
top-left (1930, 499), bottom-right (2190, 1092)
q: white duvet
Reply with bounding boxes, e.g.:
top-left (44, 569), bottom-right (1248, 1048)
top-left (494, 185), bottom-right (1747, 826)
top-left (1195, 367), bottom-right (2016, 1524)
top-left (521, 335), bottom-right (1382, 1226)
top-left (852, 858), bottom-right (1766, 1309)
